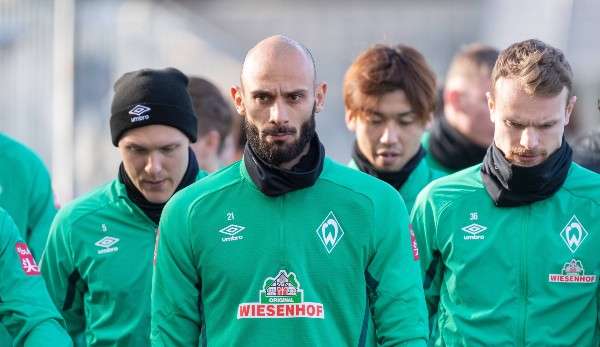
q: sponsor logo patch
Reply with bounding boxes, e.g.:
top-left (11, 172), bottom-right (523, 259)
top-left (316, 211), bottom-right (344, 254)
top-left (15, 242), bottom-right (40, 275)
top-left (462, 223), bottom-right (487, 240)
top-left (560, 215), bottom-right (588, 253)
top-left (549, 259), bottom-right (596, 283)
top-left (219, 224), bottom-right (245, 242)
top-left (409, 224), bottom-right (419, 260)
top-left (95, 236), bottom-right (120, 254)
top-left (128, 104), bottom-right (151, 116)
top-left (238, 270), bottom-right (324, 319)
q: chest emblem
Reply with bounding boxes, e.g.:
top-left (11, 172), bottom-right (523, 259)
top-left (95, 236), bottom-right (120, 254)
top-left (238, 270), bottom-right (324, 319)
top-left (560, 215), bottom-right (588, 253)
top-left (548, 259), bottom-right (597, 283)
top-left (316, 211), bottom-right (344, 254)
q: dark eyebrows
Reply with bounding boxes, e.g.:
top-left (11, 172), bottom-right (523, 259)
top-left (285, 89), bottom-right (308, 97)
top-left (250, 90), bottom-right (275, 98)
top-left (366, 109), bottom-right (414, 118)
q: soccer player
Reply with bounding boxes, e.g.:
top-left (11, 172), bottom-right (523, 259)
top-left (152, 35), bottom-right (428, 346)
top-left (412, 39), bottom-right (600, 346)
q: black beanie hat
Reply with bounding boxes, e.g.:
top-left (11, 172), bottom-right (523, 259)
top-left (110, 67), bottom-right (198, 146)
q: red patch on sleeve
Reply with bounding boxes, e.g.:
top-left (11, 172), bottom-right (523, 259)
top-left (409, 224), bottom-right (419, 261)
top-left (15, 242), bottom-right (40, 275)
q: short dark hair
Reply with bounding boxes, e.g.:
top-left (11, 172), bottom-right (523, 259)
top-left (446, 43), bottom-right (499, 82)
top-left (343, 44), bottom-right (437, 124)
top-left (187, 76), bottom-right (235, 153)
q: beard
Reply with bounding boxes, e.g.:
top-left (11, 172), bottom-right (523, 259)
top-left (244, 104), bottom-right (316, 166)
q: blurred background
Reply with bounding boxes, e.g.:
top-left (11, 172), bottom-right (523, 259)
top-left (0, 0), bottom-right (599, 202)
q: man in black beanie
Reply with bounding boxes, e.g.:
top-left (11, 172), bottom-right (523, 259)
top-left (41, 67), bottom-right (206, 346)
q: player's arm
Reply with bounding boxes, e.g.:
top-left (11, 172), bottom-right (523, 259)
top-left (151, 199), bottom-right (202, 346)
top-left (0, 210), bottom-right (72, 347)
top-left (410, 187), bottom-right (443, 322)
top-left (40, 213), bottom-right (85, 339)
top-left (367, 188), bottom-right (428, 347)
top-left (26, 158), bottom-right (57, 260)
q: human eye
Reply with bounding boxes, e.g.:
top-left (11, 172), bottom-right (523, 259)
top-left (539, 121), bottom-right (556, 129)
top-left (367, 114), bottom-right (384, 125)
top-left (127, 145), bottom-right (147, 154)
top-left (254, 93), bottom-right (272, 104)
top-left (161, 144), bottom-right (179, 154)
top-left (288, 92), bottom-right (304, 103)
top-left (504, 120), bottom-right (525, 129)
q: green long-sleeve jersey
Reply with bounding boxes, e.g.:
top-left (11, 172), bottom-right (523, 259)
top-left (0, 133), bottom-right (58, 346)
top-left (0, 133), bottom-right (57, 260)
top-left (41, 173), bottom-right (204, 347)
top-left (151, 158), bottom-right (428, 347)
top-left (0, 208), bottom-right (71, 347)
top-left (411, 163), bottom-right (600, 346)
top-left (348, 158), bottom-right (443, 212)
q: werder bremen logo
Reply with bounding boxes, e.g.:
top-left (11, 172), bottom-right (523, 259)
top-left (316, 211), bottom-right (344, 254)
top-left (237, 270), bottom-right (324, 319)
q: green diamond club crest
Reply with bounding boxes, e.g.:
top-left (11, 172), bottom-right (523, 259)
top-left (316, 211), bottom-right (344, 254)
top-left (560, 215), bottom-right (588, 253)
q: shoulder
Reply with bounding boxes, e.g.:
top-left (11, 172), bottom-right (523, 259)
top-left (562, 163), bottom-right (600, 205)
top-left (319, 158), bottom-right (404, 209)
top-left (165, 161), bottom-right (244, 215)
top-left (415, 164), bottom-right (484, 211)
top-left (0, 133), bottom-right (49, 174)
top-left (53, 180), bottom-right (117, 229)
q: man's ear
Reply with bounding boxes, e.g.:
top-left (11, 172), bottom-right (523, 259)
top-left (444, 89), bottom-right (462, 113)
top-left (230, 85), bottom-right (246, 116)
top-left (314, 82), bottom-right (328, 113)
top-left (345, 110), bottom-right (357, 132)
top-left (486, 91), bottom-right (495, 123)
top-left (564, 95), bottom-right (577, 126)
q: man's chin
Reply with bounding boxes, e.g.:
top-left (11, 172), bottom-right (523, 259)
top-left (140, 190), bottom-right (173, 204)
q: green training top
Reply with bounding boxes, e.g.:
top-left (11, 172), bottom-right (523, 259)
top-left (41, 172), bottom-right (205, 347)
top-left (151, 158), bottom-right (428, 347)
top-left (0, 132), bottom-right (57, 260)
top-left (411, 163), bottom-right (600, 346)
top-left (0, 207), bottom-right (71, 347)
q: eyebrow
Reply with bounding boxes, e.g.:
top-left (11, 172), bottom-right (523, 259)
top-left (367, 109), bottom-right (415, 118)
top-left (250, 88), bottom-right (309, 96)
top-left (125, 142), bottom-right (180, 149)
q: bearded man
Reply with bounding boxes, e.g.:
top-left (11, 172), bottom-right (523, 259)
top-left (151, 35), bottom-right (428, 347)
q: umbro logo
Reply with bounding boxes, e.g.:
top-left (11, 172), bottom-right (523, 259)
top-left (219, 224), bottom-right (245, 242)
top-left (462, 223), bottom-right (487, 240)
top-left (95, 236), bottom-right (120, 254)
top-left (129, 105), bottom-right (151, 122)
top-left (129, 104), bottom-right (151, 116)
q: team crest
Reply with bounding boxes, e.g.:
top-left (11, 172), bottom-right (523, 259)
top-left (237, 270), bottom-right (324, 319)
top-left (560, 215), bottom-right (588, 253)
top-left (316, 211), bottom-right (344, 254)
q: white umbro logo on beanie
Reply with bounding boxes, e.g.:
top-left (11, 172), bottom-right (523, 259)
top-left (129, 105), bottom-right (151, 122)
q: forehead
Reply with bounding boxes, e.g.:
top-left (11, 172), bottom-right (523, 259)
top-left (119, 124), bottom-right (188, 147)
top-left (241, 50), bottom-right (314, 92)
top-left (493, 78), bottom-right (568, 119)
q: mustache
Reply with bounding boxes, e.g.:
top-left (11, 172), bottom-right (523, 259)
top-left (510, 146), bottom-right (546, 157)
top-left (261, 125), bottom-right (297, 136)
